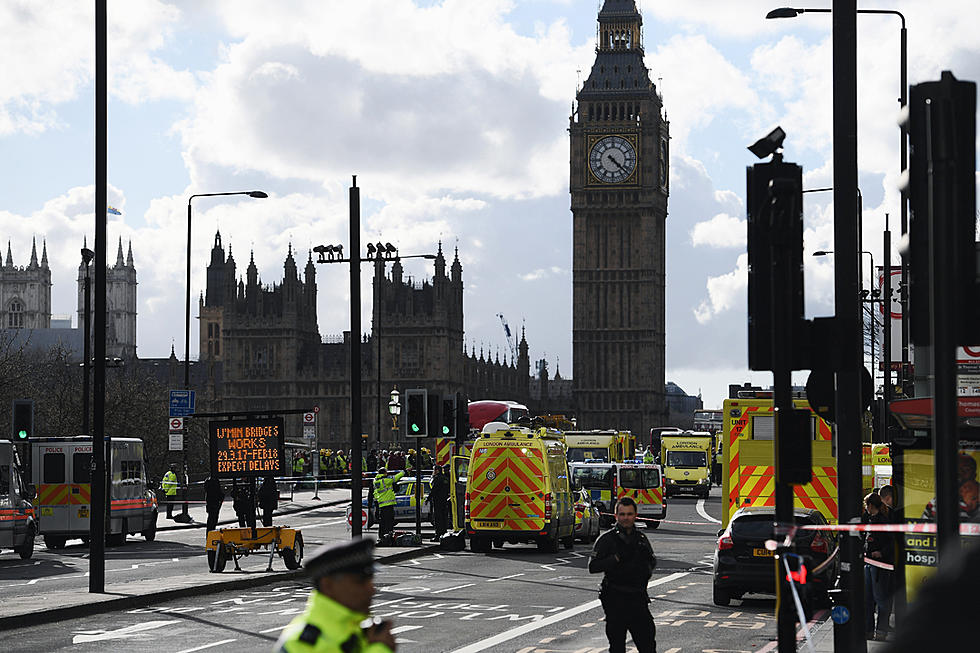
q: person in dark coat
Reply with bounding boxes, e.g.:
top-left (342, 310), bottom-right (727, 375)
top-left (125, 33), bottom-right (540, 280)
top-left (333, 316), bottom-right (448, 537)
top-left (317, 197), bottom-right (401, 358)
top-left (863, 492), bottom-right (894, 640)
top-left (427, 465), bottom-right (451, 540)
top-left (204, 476), bottom-right (224, 532)
top-left (233, 480), bottom-right (256, 528)
top-left (257, 475), bottom-right (279, 527)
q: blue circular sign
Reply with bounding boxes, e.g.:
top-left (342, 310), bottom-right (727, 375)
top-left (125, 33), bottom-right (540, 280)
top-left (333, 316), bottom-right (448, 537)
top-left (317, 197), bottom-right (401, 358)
top-left (831, 605), bottom-right (850, 625)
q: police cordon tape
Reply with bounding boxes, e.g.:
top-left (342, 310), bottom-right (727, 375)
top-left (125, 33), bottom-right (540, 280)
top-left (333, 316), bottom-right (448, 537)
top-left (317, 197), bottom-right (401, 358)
top-left (595, 511), bottom-right (718, 526)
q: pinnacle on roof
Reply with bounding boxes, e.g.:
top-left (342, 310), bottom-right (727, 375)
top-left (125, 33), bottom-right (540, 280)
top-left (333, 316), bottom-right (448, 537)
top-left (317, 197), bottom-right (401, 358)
top-left (115, 237), bottom-right (125, 266)
top-left (4, 241), bottom-right (11, 267)
top-left (126, 240), bottom-right (133, 267)
top-left (29, 237), bottom-right (39, 267)
top-left (41, 239), bottom-right (49, 268)
top-left (599, 0), bottom-right (640, 19)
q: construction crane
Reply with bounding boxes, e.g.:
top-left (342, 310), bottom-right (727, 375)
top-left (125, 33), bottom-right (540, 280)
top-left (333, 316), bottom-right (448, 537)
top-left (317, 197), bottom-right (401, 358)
top-left (497, 313), bottom-right (516, 360)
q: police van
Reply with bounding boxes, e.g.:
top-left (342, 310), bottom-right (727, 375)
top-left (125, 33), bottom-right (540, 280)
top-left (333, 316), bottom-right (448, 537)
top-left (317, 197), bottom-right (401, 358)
top-left (570, 460), bottom-right (667, 529)
top-left (31, 436), bottom-right (158, 548)
top-left (0, 440), bottom-right (36, 558)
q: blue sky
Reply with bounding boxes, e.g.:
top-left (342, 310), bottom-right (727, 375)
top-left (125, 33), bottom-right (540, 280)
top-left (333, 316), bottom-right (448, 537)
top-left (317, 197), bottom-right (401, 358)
top-left (2, 0), bottom-right (978, 408)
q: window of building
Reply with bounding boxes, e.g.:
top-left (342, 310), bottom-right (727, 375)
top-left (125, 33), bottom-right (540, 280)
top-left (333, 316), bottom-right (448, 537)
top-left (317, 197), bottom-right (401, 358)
top-left (7, 299), bottom-right (24, 328)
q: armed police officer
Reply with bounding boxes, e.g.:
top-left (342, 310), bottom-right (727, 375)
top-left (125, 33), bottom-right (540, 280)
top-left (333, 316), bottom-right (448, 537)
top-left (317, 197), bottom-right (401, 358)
top-left (276, 537), bottom-right (396, 652)
top-left (588, 496), bottom-right (658, 653)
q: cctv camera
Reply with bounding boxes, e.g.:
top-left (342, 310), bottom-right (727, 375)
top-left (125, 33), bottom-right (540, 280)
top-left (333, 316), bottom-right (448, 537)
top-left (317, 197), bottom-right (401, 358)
top-left (747, 126), bottom-right (786, 160)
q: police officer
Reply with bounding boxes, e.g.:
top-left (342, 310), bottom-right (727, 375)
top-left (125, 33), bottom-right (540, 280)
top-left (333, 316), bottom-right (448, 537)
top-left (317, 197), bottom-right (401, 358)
top-left (162, 464), bottom-right (178, 519)
top-left (276, 537), bottom-right (396, 652)
top-left (427, 464), bottom-right (450, 541)
top-left (642, 447), bottom-right (655, 464)
top-left (204, 476), bottom-right (224, 532)
top-left (373, 468), bottom-right (404, 541)
top-left (293, 454), bottom-right (306, 478)
top-left (589, 496), bottom-right (658, 653)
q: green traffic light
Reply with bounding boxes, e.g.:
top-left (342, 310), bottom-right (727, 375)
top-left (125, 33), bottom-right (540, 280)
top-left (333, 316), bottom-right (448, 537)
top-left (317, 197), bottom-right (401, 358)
top-left (442, 426), bottom-right (450, 435)
top-left (17, 430), bottom-right (27, 439)
top-left (411, 423), bottom-right (420, 433)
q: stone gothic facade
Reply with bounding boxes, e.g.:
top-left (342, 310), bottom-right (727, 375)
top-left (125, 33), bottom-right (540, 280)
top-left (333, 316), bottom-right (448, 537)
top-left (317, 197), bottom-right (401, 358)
top-left (199, 233), bottom-right (532, 447)
top-left (0, 239), bottom-right (51, 330)
top-left (77, 238), bottom-right (138, 360)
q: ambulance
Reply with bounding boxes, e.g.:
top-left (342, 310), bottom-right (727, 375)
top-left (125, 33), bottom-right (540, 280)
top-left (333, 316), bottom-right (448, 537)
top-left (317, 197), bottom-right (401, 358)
top-left (564, 430), bottom-right (635, 463)
top-left (0, 440), bottom-right (36, 558)
top-left (862, 443), bottom-right (893, 493)
top-left (31, 436), bottom-right (158, 548)
top-left (570, 461), bottom-right (666, 528)
top-left (661, 431), bottom-right (713, 498)
top-left (465, 424), bottom-right (575, 553)
top-left (721, 395), bottom-right (838, 528)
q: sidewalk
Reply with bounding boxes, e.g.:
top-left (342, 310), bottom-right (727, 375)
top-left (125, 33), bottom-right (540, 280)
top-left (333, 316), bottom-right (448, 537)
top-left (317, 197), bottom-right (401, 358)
top-left (798, 616), bottom-right (892, 651)
top-left (0, 487), bottom-right (439, 631)
top-left (157, 485), bottom-right (353, 530)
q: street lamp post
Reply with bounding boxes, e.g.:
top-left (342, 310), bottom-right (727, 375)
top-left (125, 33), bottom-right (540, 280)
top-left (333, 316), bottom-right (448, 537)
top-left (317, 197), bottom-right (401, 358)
top-left (388, 388), bottom-right (401, 445)
top-left (81, 247), bottom-right (94, 435)
top-left (767, 5), bottom-right (909, 389)
top-left (184, 190), bottom-right (266, 515)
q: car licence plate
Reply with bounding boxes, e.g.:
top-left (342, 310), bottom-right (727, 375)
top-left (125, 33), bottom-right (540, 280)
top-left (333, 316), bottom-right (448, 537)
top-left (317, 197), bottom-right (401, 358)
top-left (753, 547), bottom-right (773, 557)
top-left (475, 520), bottom-right (502, 528)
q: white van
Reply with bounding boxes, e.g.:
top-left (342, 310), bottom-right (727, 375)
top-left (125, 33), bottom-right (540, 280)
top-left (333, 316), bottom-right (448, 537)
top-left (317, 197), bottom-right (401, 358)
top-left (31, 437), bottom-right (158, 548)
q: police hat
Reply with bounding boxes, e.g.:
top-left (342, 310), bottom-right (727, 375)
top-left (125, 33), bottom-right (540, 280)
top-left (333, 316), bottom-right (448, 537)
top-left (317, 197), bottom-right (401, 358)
top-left (304, 537), bottom-right (375, 579)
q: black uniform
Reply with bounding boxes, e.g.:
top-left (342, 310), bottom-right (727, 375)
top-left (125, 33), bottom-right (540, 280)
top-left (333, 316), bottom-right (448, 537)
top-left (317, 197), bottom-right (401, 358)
top-left (204, 477), bottom-right (224, 532)
top-left (428, 470), bottom-right (451, 538)
top-left (233, 481), bottom-right (256, 528)
top-left (257, 476), bottom-right (279, 527)
top-left (588, 524), bottom-right (658, 653)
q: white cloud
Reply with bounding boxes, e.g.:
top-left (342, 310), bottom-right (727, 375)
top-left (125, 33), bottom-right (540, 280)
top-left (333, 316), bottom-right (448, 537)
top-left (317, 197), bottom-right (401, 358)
top-left (691, 213), bottom-right (745, 249)
top-left (693, 253), bottom-right (748, 324)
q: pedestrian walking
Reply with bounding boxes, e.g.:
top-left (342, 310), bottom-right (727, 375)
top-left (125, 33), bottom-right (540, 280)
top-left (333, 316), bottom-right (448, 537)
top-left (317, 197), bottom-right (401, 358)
top-left (427, 464), bottom-right (450, 540)
top-left (863, 492), bottom-right (894, 641)
top-left (204, 476), bottom-right (224, 532)
top-left (373, 468), bottom-right (404, 541)
top-left (588, 496), bottom-right (658, 653)
top-left (258, 475), bottom-right (279, 527)
top-left (275, 537), bottom-right (396, 652)
top-left (233, 480), bottom-right (256, 528)
top-left (162, 464), bottom-right (178, 519)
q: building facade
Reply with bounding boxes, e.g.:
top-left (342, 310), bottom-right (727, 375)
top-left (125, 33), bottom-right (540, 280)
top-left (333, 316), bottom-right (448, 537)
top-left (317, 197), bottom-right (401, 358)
top-left (569, 0), bottom-right (669, 436)
top-left (76, 238), bottom-right (138, 359)
top-left (199, 234), bottom-right (534, 447)
top-left (1, 239), bottom-right (51, 330)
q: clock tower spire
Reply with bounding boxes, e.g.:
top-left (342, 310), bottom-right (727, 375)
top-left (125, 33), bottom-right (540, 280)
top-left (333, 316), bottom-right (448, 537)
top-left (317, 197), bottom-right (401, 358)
top-left (569, 0), bottom-right (669, 435)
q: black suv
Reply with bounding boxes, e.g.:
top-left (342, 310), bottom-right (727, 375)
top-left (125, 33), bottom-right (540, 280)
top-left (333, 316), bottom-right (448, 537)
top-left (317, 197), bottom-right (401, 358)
top-left (712, 507), bottom-right (838, 607)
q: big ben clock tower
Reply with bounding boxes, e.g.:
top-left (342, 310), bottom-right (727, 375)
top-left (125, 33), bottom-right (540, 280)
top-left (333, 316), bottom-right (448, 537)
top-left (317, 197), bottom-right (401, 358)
top-left (570, 0), bottom-right (668, 436)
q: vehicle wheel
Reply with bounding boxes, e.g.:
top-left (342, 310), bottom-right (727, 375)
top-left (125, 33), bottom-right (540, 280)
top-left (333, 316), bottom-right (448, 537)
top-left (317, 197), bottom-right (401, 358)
top-left (208, 542), bottom-right (227, 573)
top-left (561, 533), bottom-right (574, 550)
top-left (107, 532), bottom-right (126, 547)
top-left (712, 585), bottom-right (731, 607)
top-left (537, 532), bottom-right (560, 553)
top-left (45, 535), bottom-right (66, 550)
top-left (16, 530), bottom-right (35, 560)
top-left (142, 513), bottom-right (158, 542)
top-left (283, 533), bottom-right (304, 570)
top-left (648, 518), bottom-right (661, 530)
top-left (469, 535), bottom-right (488, 553)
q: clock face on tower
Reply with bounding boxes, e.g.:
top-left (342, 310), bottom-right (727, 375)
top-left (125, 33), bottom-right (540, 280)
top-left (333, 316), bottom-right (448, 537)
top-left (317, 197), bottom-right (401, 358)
top-left (589, 135), bottom-right (637, 184)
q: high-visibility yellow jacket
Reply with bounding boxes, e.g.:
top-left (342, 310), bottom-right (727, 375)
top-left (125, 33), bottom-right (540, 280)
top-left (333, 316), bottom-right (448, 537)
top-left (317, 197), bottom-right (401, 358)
top-left (373, 471), bottom-right (405, 508)
top-left (162, 471), bottom-right (178, 496)
top-left (276, 590), bottom-right (392, 653)
top-left (293, 458), bottom-right (305, 474)
top-left (643, 451), bottom-right (655, 464)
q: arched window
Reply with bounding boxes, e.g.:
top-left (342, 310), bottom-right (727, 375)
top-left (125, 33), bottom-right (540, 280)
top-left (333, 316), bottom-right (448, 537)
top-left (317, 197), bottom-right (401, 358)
top-left (7, 299), bottom-right (24, 328)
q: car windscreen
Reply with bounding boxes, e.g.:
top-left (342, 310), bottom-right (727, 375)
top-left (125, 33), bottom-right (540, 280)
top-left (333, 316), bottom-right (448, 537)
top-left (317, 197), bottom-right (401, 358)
top-left (571, 466), bottom-right (614, 490)
top-left (731, 515), bottom-right (776, 540)
top-left (568, 447), bottom-right (609, 462)
top-left (619, 468), bottom-right (660, 489)
top-left (666, 451), bottom-right (706, 467)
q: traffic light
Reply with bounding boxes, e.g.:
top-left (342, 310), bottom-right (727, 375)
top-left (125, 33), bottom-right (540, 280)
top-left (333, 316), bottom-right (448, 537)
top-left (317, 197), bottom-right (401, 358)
top-left (746, 158), bottom-right (805, 371)
top-left (455, 393), bottom-right (469, 443)
top-left (405, 389), bottom-right (427, 436)
top-left (427, 392), bottom-right (442, 440)
top-left (441, 395), bottom-right (456, 438)
top-left (907, 71), bottom-right (978, 346)
top-left (775, 407), bottom-right (812, 485)
top-left (11, 399), bottom-right (33, 441)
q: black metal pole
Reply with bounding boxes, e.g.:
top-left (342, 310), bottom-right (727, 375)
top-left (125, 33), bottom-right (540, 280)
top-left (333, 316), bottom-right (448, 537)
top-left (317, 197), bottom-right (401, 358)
top-left (377, 257), bottom-right (382, 450)
top-left (350, 177), bottom-right (363, 538)
top-left (82, 262), bottom-right (91, 435)
top-left (926, 98), bottom-right (960, 561)
top-left (899, 24), bottom-right (910, 396)
top-left (832, 1), bottom-right (866, 650)
top-left (182, 200), bottom-right (192, 517)
top-left (415, 448), bottom-right (422, 540)
top-left (89, 0), bottom-right (107, 594)
top-left (883, 224), bottom-right (892, 437)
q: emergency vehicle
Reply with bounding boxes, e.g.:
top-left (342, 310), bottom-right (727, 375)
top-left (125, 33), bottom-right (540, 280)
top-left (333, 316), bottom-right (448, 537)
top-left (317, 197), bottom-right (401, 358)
top-left (0, 440), bottom-right (36, 558)
top-left (31, 437), bottom-right (158, 548)
top-left (721, 395), bottom-right (838, 528)
top-left (564, 430), bottom-right (635, 463)
top-left (661, 431), bottom-right (713, 498)
top-left (570, 461), bottom-right (666, 528)
top-left (862, 443), bottom-right (893, 494)
top-left (464, 424), bottom-right (575, 553)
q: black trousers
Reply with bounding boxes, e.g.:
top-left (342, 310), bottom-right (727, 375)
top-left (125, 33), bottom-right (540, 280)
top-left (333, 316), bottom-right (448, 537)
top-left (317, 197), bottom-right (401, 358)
top-left (206, 510), bottom-right (220, 533)
top-left (166, 497), bottom-right (174, 518)
top-left (261, 508), bottom-right (273, 527)
top-left (433, 499), bottom-right (449, 536)
top-left (379, 505), bottom-right (395, 538)
top-left (600, 591), bottom-right (657, 653)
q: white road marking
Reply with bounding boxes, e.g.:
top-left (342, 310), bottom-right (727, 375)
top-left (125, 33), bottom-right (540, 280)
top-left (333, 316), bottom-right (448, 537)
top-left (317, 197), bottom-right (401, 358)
top-left (72, 620), bottom-right (180, 644)
top-left (259, 625), bottom-right (287, 634)
top-left (430, 583), bottom-right (476, 594)
top-left (175, 639), bottom-right (237, 653)
top-left (390, 625), bottom-right (424, 634)
top-left (697, 498), bottom-right (721, 524)
top-left (449, 572), bottom-right (689, 653)
top-left (487, 573), bottom-right (524, 583)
